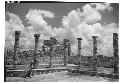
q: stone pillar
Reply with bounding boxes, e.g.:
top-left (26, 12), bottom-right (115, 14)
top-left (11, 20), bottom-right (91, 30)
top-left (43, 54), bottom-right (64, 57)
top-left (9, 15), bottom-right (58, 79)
top-left (68, 43), bottom-right (71, 61)
top-left (34, 34), bottom-right (40, 52)
top-left (4, 59), bottom-right (6, 82)
top-left (14, 31), bottom-right (21, 52)
top-left (113, 33), bottom-right (119, 73)
top-left (33, 34), bottom-right (40, 69)
top-left (92, 36), bottom-right (98, 71)
top-left (113, 33), bottom-right (118, 58)
top-left (63, 39), bottom-right (69, 66)
top-left (77, 38), bottom-right (82, 70)
top-left (13, 31), bottom-right (21, 66)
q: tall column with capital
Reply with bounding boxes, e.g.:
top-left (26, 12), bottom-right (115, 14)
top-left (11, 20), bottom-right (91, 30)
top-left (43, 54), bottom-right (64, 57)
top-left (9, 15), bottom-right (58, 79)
top-left (92, 36), bottom-right (98, 71)
top-left (113, 33), bottom-right (118, 57)
top-left (68, 42), bottom-right (71, 62)
top-left (33, 34), bottom-right (40, 69)
top-left (113, 33), bottom-right (119, 73)
top-left (13, 31), bottom-right (21, 67)
top-left (77, 38), bottom-right (82, 70)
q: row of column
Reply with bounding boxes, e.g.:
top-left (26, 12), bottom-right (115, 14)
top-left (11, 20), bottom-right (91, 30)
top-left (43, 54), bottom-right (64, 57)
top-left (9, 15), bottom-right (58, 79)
top-left (13, 30), bottom-right (118, 73)
top-left (77, 33), bottom-right (118, 73)
top-left (13, 31), bottom-right (40, 69)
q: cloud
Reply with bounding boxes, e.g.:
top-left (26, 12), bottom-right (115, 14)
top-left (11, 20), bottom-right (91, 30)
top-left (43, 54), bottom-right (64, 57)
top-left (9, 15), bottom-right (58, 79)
top-left (5, 9), bottom-right (56, 49)
top-left (5, 12), bottom-right (25, 49)
top-left (6, 12), bottom-right (25, 31)
top-left (26, 9), bottom-right (54, 27)
top-left (25, 9), bottom-right (55, 36)
top-left (62, 10), bottom-right (80, 29)
top-left (5, 3), bottom-right (118, 57)
top-left (101, 23), bottom-right (118, 56)
top-left (90, 3), bottom-right (113, 12)
top-left (60, 3), bottom-right (118, 56)
top-left (65, 22), bottom-right (118, 57)
top-left (81, 4), bottom-right (102, 23)
top-left (76, 3), bottom-right (113, 24)
top-left (22, 9), bottom-right (56, 49)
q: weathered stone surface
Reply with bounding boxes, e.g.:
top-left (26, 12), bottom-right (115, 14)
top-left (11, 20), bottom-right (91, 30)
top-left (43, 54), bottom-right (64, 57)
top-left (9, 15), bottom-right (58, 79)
top-left (92, 36), bottom-right (98, 71)
top-left (77, 38), bottom-right (82, 70)
top-left (113, 33), bottom-right (119, 73)
top-left (33, 34), bottom-right (40, 69)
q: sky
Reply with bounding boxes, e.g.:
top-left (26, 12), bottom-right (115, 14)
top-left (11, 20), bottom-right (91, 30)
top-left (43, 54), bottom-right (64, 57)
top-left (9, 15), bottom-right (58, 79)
top-left (5, 2), bottom-right (119, 57)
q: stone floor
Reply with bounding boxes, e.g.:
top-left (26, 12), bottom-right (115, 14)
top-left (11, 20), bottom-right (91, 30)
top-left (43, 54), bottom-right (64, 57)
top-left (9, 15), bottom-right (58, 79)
top-left (6, 71), bottom-right (118, 82)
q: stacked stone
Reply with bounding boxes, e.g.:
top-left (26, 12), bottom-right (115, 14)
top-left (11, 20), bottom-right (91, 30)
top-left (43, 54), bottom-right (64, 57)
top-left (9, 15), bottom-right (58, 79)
top-left (67, 42), bottom-right (71, 61)
top-left (77, 38), bottom-right (82, 70)
top-left (13, 31), bottom-right (21, 67)
top-left (33, 34), bottom-right (40, 69)
top-left (34, 34), bottom-right (40, 52)
top-left (113, 33), bottom-right (119, 73)
top-left (113, 33), bottom-right (118, 58)
top-left (92, 36), bottom-right (98, 71)
top-left (14, 31), bottom-right (21, 52)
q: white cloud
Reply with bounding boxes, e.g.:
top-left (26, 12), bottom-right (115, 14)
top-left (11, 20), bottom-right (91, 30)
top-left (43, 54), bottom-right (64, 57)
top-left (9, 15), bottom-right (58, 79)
top-left (5, 9), bottom-right (55, 49)
top-left (5, 12), bottom-right (25, 49)
top-left (5, 3), bottom-right (118, 57)
top-left (62, 10), bottom-right (80, 29)
top-left (90, 3), bottom-right (113, 12)
top-left (25, 9), bottom-right (55, 36)
top-left (26, 9), bottom-right (54, 27)
top-left (76, 3), bottom-right (113, 24)
top-left (66, 22), bottom-right (118, 57)
top-left (61, 3), bottom-right (118, 57)
top-left (7, 12), bottom-right (24, 31)
top-left (81, 4), bottom-right (102, 23)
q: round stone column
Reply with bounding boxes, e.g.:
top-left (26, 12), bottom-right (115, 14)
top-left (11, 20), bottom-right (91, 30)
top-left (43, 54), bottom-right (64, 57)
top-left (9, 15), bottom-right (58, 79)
top-left (92, 36), bottom-right (98, 71)
top-left (33, 34), bottom-right (40, 69)
top-left (13, 31), bottom-right (21, 68)
top-left (67, 42), bottom-right (71, 62)
top-left (113, 33), bottom-right (119, 73)
top-left (77, 38), bottom-right (82, 70)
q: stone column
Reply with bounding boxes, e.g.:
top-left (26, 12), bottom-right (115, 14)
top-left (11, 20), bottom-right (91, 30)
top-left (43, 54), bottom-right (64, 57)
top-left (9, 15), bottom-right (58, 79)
top-left (33, 34), bottom-right (40, 69)
top-left (14, 31), bottom-right (21, 52)
top-left (63, 39), bottom-right (69, 66)
top-left (13, 31), bottom-right (21, 66)
top-left (34, 34), bottom-right (40, 52)
top-left (92, 36), bottom-right (98, 71)
top-left (113, 33), bottom-right (119, 73)
top-left (68, 43), bottom-right (71, 62)
top-left (4, 58), bottom-right (6, 82)
top-left (113, 33), bottom-right (118, 58)
top-left (77, 38), bottom-right (82, 70)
